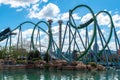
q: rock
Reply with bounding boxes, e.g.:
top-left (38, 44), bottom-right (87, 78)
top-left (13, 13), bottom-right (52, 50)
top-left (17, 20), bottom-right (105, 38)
top-left (26, 64), bottom-right (35, 68)
top-left (86, 64), bottom-right (92, 70)
top-left (0, 59), bottom-right (4, 65)
top-left (48, 62), bottom-right (54, 67)
top-left (77, 61), bottom-right (84, 64)
top-left (4, 58), bottom-right (16, 65)
top-left (88, 62), bottom-right (97, 68)
top-left (62, 65), bottom-right (75, 70)
top-left (75, 62), bottom-right (87, 70)
top-left (34, 60), bottom-right (46, 65)
top-left (9, 58), bottom-right (16, 64)
top-left (71, 61), bottom-right (79, 66)
top-left (0, 64), bottom-right (3, 69)
top-left (56, 63), bottom-right (62, 70)
top-left (53, 60), bottom-right (67, 66)
top-left (49, 63), bottom-right (62, 70)
top-left (34, 60), bottom-right (46, 68)
top-left (97, 65), bottom-right (106, 71)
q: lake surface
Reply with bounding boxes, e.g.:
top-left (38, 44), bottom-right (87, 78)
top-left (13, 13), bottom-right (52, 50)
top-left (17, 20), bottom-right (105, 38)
top-left (0, 69), bottom-right (120, 80)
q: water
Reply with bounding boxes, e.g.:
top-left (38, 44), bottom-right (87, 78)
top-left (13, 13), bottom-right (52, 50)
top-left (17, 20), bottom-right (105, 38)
top-left (0, 69), bottom-right (120, 80)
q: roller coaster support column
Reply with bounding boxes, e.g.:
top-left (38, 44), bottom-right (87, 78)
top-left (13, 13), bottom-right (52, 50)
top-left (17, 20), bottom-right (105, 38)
top-left (58, 20), bottom-right (62, 51)
top-left (58, 20), bottom-right (63, 59)
top-left (69, 22), bottom-right (71, 55)
top-left (48, 19), bottom-right (53, 59)
top-left (93, 26), bottom-right (99, 63)
top-left (9, 32), bottom-right (17, 55)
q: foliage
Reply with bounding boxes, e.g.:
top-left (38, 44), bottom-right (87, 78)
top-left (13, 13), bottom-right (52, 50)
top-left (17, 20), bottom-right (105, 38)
top-left (34, 50), bottom-right (41, 59)
top-left (0, 47), bottom-right (6, 59)
top-left (27, 51), bottom-right (34, 60)
top-left (72, 50), bottom-right (78, 61)
top-left (27, 50), bottom-right (41, 60)
top-left (44, 52), bottom-right (50, 63)
top-left (0, 51), bottom-right (2, 59)
top-left (16, 60), bottom-right (27, 64)
top-left (88, 62), bottom-right (97, 67)
top-left (9, 46), bottom-right (28, 59)
top-left (0, 46), bottom-right (28, 59)
top-left (32, 58), bottom-right (40, 61)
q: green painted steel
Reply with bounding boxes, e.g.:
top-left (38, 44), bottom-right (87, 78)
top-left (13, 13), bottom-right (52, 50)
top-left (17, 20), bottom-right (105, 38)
top-left (31, 21), bottom-right (50, 54)
top-left (1, 4), bottom-right (120, 66)
top-left (96, 11), bottom-right (114, 54)
top-left (69, 4), bottom-right (97, 61)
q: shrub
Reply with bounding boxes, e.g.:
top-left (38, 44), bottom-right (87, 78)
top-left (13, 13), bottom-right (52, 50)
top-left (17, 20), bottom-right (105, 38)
top-left (88, 62), bottom-right (97, 68)
top-left (44, 52), bottom-right (50, 63)
top-left (34, 50), bottom-right (41, 59)
top-left (27, 51), bottom-right (34, 60)
top-left (17, 60), bottom-right (27, 64)
top-left (32, 58), bottom-right (40, 61)
top-left (27, 50), bottom-right (41, 60)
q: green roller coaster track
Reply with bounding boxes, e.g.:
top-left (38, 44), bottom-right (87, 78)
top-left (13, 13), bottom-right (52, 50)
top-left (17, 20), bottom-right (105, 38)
top-left (69, 4), bottom-right (97, 61)
top-left (0, 4), bottom-right (120, 67)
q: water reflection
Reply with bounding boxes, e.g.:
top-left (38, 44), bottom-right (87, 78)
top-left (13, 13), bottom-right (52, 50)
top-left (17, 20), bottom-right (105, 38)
top-left (0, 69), bottom-right (120, 80)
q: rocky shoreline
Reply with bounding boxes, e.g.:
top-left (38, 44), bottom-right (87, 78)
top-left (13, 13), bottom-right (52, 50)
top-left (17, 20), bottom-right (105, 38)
top-left (0, 59), bottom-right (106, 71)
